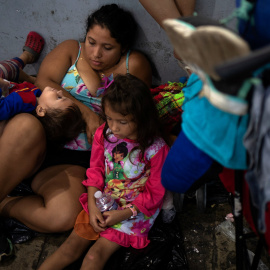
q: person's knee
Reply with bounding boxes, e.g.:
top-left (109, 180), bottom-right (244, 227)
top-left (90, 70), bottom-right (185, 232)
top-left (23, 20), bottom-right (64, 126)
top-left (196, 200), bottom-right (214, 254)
top-left (4, 113), bottom-right (46, 152)
top-left (44, 208), bottom-right (80, 232)
top-left (83, 247), bottom-right (103, 267)
top-left (14, 113), bottom-right (45, 144)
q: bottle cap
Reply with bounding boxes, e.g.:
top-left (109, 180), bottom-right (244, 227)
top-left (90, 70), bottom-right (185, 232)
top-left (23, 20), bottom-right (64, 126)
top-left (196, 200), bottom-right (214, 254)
top-left (94, 191), bottom-right (102, 199)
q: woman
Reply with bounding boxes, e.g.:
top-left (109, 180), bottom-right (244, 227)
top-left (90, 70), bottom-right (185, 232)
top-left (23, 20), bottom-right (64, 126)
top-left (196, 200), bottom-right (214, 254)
top-left (0, 4), bottom-right (152, 234)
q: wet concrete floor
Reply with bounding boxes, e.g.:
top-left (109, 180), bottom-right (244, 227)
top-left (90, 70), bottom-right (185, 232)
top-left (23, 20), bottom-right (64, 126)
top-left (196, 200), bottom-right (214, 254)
top-left (1, 181), bottom-right (270, 270)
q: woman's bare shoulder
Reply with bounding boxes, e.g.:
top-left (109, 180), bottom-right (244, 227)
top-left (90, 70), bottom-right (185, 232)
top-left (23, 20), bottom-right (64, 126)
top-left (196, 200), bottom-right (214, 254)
top-left (54, 39), bottom-right (80, 51)
top-left (44, 39), bottom-right (80, 63)
top-left (129, 50), bottom-right (150, 63)
top-left (128, 50), bottom-right (152, 87)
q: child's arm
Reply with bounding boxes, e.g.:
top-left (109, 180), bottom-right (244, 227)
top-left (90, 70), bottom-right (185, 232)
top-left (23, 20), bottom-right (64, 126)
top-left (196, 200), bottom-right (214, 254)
top-left (102, 207), bottom-right (138, 227)
top-left (81, 124), bottom-right (108, 230)
top-left (82, 124), bottom-right (106, 191)
top-left (87, 186), bottom-right (108, 232)
top-left (132, 144), bottom-right (170, 217)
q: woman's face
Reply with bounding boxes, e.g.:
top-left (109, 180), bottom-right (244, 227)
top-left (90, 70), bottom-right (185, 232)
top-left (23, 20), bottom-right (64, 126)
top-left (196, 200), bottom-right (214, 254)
top-left (85, 24), bottom-right (123, 72)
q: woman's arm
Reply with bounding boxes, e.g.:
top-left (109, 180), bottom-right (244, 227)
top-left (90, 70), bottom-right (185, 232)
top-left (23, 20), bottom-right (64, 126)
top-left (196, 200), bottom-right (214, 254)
top-left (35, 40), bottom-right (102, 144)
top-left (128, 51), bottom-right (152, 88)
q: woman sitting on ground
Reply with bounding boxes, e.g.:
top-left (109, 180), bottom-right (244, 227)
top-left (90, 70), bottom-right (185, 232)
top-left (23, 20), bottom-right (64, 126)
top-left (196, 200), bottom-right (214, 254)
top-left (0, 4), bottom-right (152, 234)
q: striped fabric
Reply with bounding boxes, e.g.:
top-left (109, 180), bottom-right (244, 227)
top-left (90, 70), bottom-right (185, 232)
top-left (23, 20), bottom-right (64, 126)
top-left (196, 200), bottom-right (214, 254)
top-left (0, 57), bottom-right (24, 82)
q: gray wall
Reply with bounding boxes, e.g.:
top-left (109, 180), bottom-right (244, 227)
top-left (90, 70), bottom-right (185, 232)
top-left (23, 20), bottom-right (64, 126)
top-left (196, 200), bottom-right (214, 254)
top-left (0, 0), bottom-right (236, 85)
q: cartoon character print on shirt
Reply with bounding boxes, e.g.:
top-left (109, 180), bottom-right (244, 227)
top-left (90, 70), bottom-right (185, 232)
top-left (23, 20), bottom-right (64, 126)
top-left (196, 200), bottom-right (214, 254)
top-left (104, 137), bottom-right (148, 207)
top-left (106, 142), bottom-right (128, 180)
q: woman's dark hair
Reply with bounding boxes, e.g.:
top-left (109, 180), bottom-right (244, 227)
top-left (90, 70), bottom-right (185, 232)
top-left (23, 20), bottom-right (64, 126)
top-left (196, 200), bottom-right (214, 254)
top-left (86, 4), bottom-right (138, 51)
top-left (112, 142), bottom-right (128, 162)
top-left (33, 104), bottom-right (85, 147)
top-left (101, 74), bottom-right (164, 159)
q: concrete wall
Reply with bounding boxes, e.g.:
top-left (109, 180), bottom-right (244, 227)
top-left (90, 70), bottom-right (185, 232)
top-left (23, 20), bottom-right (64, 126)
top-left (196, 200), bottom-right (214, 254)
top-left (0, 0), bottom-right (236, 85)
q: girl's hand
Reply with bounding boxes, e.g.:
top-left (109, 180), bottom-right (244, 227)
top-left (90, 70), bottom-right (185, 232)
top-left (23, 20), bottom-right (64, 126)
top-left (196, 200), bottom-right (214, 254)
top-left (103, 209), bottom-right (133, 227)
top-left (89, 206), bottom-right (107, 232)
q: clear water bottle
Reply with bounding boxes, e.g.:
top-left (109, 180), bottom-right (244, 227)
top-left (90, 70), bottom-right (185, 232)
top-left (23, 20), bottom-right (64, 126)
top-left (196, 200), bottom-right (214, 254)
top-left (94, 191), bottom-right (118, 212)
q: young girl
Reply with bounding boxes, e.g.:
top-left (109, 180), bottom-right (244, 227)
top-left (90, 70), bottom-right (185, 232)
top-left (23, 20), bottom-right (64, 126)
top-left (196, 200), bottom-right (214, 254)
top-left (38, 74), bottom-right (170, 270)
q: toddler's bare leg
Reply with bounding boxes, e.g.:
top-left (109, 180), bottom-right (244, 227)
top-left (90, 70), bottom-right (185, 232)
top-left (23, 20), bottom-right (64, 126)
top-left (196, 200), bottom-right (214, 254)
top-left (81, 237), bottom-right (120, 270)
top-left (38, 230), bottom-right (91, 270)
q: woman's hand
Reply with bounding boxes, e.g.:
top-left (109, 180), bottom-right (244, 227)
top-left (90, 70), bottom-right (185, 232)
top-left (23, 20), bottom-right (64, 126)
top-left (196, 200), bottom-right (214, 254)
top-left (102, 209), bottom-right (133, 227)
top-left (83, 109), bottom-right (104, 145)
top-left (89, 206), bottom-right (107, 232)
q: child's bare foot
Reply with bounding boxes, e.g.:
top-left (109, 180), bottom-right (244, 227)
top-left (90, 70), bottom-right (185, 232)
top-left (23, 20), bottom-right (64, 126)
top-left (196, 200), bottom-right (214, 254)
top-left (21, 31), bottom-right (45, 65)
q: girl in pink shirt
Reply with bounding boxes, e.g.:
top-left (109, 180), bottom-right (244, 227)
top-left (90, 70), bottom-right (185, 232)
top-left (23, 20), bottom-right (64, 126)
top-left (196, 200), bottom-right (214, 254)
top-left (39, 74), bottom-right (169, 270)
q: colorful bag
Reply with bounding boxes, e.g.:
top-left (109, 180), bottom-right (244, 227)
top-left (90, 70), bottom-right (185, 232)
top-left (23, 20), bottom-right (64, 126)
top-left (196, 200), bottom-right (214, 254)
top-left (151, 81), bottom-right (185, 132)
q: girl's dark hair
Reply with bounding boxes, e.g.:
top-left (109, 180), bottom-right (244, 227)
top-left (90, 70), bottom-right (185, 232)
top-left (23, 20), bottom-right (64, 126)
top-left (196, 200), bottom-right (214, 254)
top-left (86, 4), bottom-right (138, 51)
top-left (112, 142), bottom-right (128, 162)
top-left (33, 104), bottom-right (85, 147)
top-left (101, 74), bottom-right (164, 159)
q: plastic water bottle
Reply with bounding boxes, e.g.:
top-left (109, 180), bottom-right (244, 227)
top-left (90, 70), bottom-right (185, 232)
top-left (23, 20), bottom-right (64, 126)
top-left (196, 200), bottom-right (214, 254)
top-left (94, 191), bottom-right (118, 212)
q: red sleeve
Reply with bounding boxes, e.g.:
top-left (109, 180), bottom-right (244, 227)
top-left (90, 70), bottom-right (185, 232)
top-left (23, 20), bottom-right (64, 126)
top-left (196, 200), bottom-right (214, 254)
top-left (132, 144), bottom-right (170, 217)
top-left (82, 124), bottom-right (106, 191)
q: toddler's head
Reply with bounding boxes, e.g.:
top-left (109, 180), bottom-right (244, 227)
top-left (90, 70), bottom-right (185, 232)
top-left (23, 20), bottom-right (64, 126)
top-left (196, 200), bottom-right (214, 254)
top-left (34, 86), bottom-right (85, 145)
top-left (101, 74), bottom-right (162, 150)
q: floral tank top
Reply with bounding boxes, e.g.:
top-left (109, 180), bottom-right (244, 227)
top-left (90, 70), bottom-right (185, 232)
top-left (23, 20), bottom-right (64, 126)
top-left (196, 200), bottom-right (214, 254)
top-left (61, 42), bottom-right (131, 151)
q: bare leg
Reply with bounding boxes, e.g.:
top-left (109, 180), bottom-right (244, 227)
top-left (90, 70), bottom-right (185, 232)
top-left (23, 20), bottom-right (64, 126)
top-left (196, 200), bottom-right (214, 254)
top-left (19, 51), bottom-right (36, 65)
top-left (81, 237), bottom-right (121, 270)
top-left (0, 120), bottom-right (7, 137)
top-left (0, 164), bottom-right (86, 232)
top-left (139, 0), bottom-right (196, 28)
top-left (38, 230), bottom-right (91, 270)
top-left (175, 0), bottom-right (196, 16)
top-left (18, 51), bottom-right (37, 83)
top-left (0, 113), bottom-right (46, 202)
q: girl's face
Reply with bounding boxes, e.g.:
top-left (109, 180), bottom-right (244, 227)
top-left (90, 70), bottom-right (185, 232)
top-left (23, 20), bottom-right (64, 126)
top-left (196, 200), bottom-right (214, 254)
top-left (38, 86), bottom-right (73, 110)
top-left (85, 24), bottom-right (123, 72)
top-left (104, 103), bottom-right (137, 140)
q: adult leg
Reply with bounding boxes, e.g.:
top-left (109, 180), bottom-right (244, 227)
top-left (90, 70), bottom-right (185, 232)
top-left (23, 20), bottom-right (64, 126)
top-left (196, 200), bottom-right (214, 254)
top-left (38, 230), bottom-right (91, 270)
top-left (0, 113), bottom-right (46, 202)
top-left (0, 164), bottom-right (86, 233)
top-left (81, 237), bottom-right (121, 270)
top-left (175, 0), bottom-right (196, 16)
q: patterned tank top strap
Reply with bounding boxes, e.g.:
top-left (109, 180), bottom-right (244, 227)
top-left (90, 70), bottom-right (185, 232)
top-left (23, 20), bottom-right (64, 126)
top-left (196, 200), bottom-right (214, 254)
top-left (74, 41), bottom-right (82, 66)
top-left (126, 50), bottom-right (131, 74)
